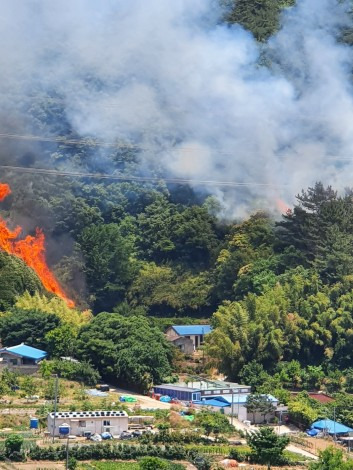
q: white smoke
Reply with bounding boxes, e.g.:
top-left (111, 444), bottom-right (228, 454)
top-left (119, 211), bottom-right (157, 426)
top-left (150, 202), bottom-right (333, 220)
top-left (0, 0), bottom-right (353, 216)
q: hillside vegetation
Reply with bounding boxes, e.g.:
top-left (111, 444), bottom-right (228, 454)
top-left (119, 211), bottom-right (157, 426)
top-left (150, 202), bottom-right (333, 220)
top-left (1, 2), bottom-right (353, 392)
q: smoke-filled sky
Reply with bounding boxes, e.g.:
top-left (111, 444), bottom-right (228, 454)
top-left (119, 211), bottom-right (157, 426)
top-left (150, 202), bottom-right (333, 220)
top-left (1, 0), bottom-right (353, 216)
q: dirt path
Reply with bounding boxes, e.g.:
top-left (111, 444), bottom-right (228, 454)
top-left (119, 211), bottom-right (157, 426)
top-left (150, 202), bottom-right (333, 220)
top-left (110, 387), bottom-right (172, 409)
top-left (286, 443), bottom-right (318, 460)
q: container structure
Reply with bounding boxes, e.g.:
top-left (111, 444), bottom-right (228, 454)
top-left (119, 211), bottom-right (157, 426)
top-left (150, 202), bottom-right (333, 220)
top-left (48, 410), bottom-right (129, 437)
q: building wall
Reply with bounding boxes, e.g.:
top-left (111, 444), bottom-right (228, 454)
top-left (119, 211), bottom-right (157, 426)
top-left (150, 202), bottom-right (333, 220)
top-left (171, 337), bottom-right (194, 354)
top-left (48, 415), bottom-right (129, 437)
top-left (0, 360), bottom-right (39, 375)
top-left (0, 353), bottom-right (24, 366)
top-left (153, 386), bottom-right (197, 401)
top-left (225, 404), bottom-right (277, 424)
top-left (165, 328), bottom-right (205, 350)
top-left (165, 328), bottom-right (179, 341)
top-left (200, 387), bottom-right (251, 398)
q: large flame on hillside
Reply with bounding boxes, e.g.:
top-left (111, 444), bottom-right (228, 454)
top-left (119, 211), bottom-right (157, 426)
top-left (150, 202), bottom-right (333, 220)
top-left (0, 183), bottom-right (74, 307)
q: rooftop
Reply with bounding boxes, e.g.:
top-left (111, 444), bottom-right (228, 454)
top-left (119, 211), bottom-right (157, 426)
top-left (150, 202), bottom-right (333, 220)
top-left (0, 343), bottom-right (47, 361)
top-left (49, 410), bottom-right (128, 419)
top-left (219, 393), bottom-right (279, 405)
top-left (154, 384), bottom-right (199, 392)
top-left (171, 325), bottom-right (212, 336)
top-left (194, 398), bottom-right (230, 408)
top-left (308, 393), bottom-right (334, 404)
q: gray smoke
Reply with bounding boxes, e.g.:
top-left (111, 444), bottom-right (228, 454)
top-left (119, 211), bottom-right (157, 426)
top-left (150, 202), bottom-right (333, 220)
top-left (0, 0), bottom-right (353, 216)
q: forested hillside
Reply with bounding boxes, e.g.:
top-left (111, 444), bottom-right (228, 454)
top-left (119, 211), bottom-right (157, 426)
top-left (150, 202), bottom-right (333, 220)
top-left (1, 0), bottom-right (353, 393)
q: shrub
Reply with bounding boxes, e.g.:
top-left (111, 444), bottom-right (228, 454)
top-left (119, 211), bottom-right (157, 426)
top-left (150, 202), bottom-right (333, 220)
top-left (5, 434), bottom-right (24, 456)
top-left (48, 359), bottom-right (100, 386)
top-left (139, 457), bottom-right (169, 469)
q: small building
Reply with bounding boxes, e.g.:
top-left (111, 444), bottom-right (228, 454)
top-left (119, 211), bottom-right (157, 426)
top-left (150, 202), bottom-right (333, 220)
top-left (0, 343), bottom-right (47, 374)
top-left (153, 380), bottom-right (283, 424)
top-left (153, 384), bottom-right (202, 402)
top-left (48, 410), bottom-right (129, 437)
top-left (153, 380), bottom-right (251, 403)
top-left (165, 325), bottom-right (212, 351)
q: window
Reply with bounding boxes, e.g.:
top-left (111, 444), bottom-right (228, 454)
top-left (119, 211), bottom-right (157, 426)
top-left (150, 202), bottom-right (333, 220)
top-left (10, 359), bottom-right (18, 365)
top-left (192, 393), bottom-right (201, 401)
top-left (79, 421), bottom-right (86, 427)
top-left (103, 420), bottom-right (111, 426)
top-left (204, 391), bottom-right (212, 395)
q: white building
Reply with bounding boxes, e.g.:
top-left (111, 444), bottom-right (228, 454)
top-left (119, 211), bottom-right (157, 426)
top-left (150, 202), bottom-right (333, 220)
top-left (48, 410), bottom-right (129, 437)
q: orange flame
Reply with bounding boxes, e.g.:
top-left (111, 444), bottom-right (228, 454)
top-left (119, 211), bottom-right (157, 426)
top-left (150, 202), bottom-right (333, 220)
top-left (275, 198), bottom-right (290, 214)
top-left (0, 183), bottom-right (74, 307)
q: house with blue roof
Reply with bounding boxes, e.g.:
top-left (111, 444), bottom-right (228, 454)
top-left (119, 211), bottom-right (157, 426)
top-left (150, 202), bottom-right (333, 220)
top-left (166, 325), bottom-right (212, 352)
top-left (0, 343), bottom-right (47, 373)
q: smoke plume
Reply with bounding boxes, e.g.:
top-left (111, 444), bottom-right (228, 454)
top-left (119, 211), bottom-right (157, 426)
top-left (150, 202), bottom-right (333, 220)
top-left (0, 0), bottom-right (353, 216)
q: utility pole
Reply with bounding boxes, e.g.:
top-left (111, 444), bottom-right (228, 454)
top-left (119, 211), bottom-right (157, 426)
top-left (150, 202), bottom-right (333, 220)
top-left (65, 435), bottom-right (69, 470)
top-left (334, 407), bottom-right (336, 442)
top-left (52, 374), bottom-right (59, 443)
top-left (231, 389), bottom-right (234, 426)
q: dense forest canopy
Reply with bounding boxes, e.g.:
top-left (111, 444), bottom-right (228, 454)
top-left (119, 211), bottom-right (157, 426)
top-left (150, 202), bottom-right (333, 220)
top-left (1, 0), bottom-right (353, 391)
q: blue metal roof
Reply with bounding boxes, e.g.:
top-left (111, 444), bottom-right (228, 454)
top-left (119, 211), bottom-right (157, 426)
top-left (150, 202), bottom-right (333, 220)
top-left (218, 393), bottom-right (278, 405)
top-left (0, 344), bottom-right (47, 361)
top-left (172, 325), bottom-right (212, 336)
top-left (312, 419), bottom-right (353, 435)
top-left (194, 398), bottom-right (230, 408)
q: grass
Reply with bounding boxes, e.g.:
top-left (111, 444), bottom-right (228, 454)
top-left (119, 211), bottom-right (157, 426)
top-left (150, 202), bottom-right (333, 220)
top-left (284, 450), bottom-right (313, 462)
top-left (80, 463), bottom-right (139, 470)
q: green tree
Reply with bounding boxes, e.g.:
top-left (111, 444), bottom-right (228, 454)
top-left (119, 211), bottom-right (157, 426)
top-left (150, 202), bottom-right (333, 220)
top-left (21, 376), bottom-right (38, 400)
top-left (344, 368), bottom-right (353, 393)
top-left (226, 0), bottom-right (294, 42)
top-left (309, 447), bottom-right (353, 469)
top-left (76, 313), bottom-right (172, 392)
top-left (245, 394), bottom-right (275, 424)
top-left (139, 457), bottom-right (169, 470)
top-left (45, 324), bottom-right (78, 357)
top-left (194, 410), bottom-right (234, 436)
top-left (0, 308), bottom-right (60, 348)
top-left (0, 380), bottom-right (9, 400)
top-left (0, 251), bottom-right (42, 310)
top-left (1, 369), bottom-right (19, 390)
top-left (78, 223), bottom-right (136, 312)
top-left (239, 361), bottom-right (270, 392)
top-left (247, 427), bottom-right (289, 467)
top-left (5, 434), bottom-right (24, 456)
top-left (288, 394), bottom-right (320, 428)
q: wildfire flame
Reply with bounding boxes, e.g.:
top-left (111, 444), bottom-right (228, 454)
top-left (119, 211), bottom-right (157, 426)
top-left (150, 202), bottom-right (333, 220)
top-left (275, 198), bottom-right (290, 214)
top-left (0, 183), bottom-right (74, 307)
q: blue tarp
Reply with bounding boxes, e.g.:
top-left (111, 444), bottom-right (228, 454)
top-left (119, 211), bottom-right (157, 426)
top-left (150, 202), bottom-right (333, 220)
top-left (160, 395), bottom-right (171, 402)
top-left (306, 429), bottom-right (319, 437)
top-left (312, 419), bottom-right (353, 435)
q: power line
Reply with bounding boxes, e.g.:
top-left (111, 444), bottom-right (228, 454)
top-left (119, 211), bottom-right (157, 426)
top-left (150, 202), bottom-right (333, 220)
top-left (0, 132), bottom-right (353, 162)
top-left (0, 165), bottom-right (285, 188)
